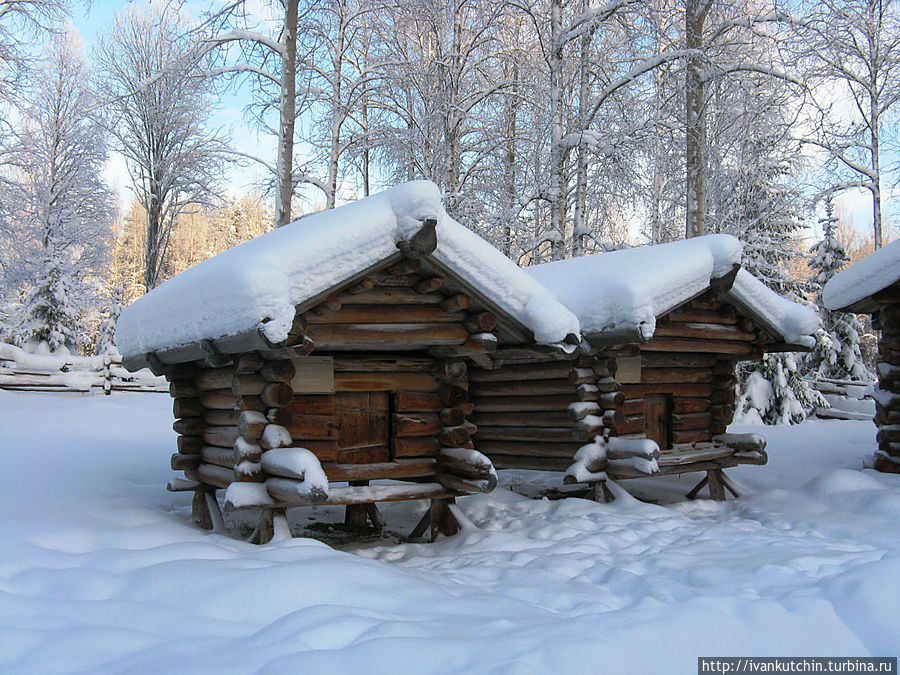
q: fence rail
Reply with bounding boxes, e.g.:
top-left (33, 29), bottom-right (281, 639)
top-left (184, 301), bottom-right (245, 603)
top-left (810, 375), bottom-right (875, 421)
top-left (0, 343), bottom-right (167, 394)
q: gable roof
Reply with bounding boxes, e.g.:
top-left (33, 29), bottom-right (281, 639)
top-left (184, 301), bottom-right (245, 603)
top-left (525, 235), bottom-right (818, 349)
top-left (823, 238), bottom-right (900, 313)
top-left (117, 181), bottom-right (580, 367)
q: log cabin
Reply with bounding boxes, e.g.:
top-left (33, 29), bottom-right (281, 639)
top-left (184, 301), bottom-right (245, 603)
top-left (117, 181), bottom-right (581, 542)
top-left (824, 239), bottom-right (900, 473)
top-left (473, 236), bottom-right (819, 501)
top-left (117, 181), bottom-right (819, 542)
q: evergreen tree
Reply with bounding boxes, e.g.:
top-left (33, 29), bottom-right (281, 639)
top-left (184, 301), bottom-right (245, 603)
top-left (729, 129), bottom-right (826, 424)
top-left (17, 248), bottom-right (83, 352)
top-left (95, 289), bottom-right (123, 356)
top-left (805, 197), bottom-right (873, 382)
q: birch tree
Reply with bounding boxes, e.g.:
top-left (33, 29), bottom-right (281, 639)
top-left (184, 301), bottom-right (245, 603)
top-left (95, 4), bottom-right (230, 291)
top-left (7, 29), bottom-right (113, 352)
top-left (797, 0), bottom-right (900, 250)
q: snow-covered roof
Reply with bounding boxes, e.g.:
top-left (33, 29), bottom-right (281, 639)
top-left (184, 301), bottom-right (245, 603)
top-left (526, 235), bottom-right (743, 342)
top-left (526, 234), bottom-right (818, 348)
top-left (722, 270), bottom-right (818, 348)
top-left (117, 181), bottom-right (579, 363)
top-left (823, 238), bottom-right (900, 312)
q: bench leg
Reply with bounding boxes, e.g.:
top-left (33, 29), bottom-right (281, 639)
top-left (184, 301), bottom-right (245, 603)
top-left (686, 475), bottom-right (709, 500)
top-left (192, 487), bottom-right (223, 531)
top-left (410, 498), bottom-right (460, 541)
top-left (720, 471), bottom-right (741, 498)
top-left (590, 480), bottom-right (615, 503)
top-left (251, 507), bottom-right (289, 544)
top-left (707, 469), bottom-right (726, 501)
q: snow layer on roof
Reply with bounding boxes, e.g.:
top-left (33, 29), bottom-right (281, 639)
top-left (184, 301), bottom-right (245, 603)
top-left (725, 269), bottom-right (818, 347)
top-left (525, 234), bottom-right (743, 339)
top-left (823, 238), bottom-right (900, 311)
top-left (117, 181), bottom-right (579, 359)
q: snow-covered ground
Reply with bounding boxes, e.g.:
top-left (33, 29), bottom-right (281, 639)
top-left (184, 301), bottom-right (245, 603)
top-left (1, 391), bottom-right (898, 673)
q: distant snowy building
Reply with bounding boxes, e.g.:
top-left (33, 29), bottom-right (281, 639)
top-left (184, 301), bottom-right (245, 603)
top-left (117, 181), bottom-right (818, 541)
top-left (824, 239), bottom-right (900, 473)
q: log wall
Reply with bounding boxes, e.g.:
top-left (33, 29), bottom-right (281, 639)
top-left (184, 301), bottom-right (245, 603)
top-left (874, 302), bottom-right (900, 473)
top-left (472, 292), bottom-right (761, 475)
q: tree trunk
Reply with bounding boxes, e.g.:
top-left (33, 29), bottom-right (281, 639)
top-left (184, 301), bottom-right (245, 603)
top-left (275, 0), bottom-right (299, 228)
top-left (684, 0), bottom-right (709, 239)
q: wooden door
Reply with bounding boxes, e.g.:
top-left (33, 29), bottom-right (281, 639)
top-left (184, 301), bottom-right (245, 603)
top-left (335, 391), bottom-right (391, 464)
top-left (644, 394), bottom-right (672, 450)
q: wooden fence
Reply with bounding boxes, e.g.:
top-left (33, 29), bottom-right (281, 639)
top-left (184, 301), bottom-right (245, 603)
top-left (0, 343), bottom-right (167, 394)
top-left (811, 376), bottom-right (876, 421)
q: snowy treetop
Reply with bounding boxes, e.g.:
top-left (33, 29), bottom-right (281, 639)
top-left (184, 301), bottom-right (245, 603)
top-left (526, 235), bottom-right (744, 341)
top-left (117, 181), bottom-right (580, 360)
top-left (823, 238), bottom-right (900, 312)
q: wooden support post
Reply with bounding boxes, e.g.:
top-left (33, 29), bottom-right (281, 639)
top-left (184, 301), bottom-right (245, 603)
top-left (344, 481), bottom-right (371, 529)
top-left (191, 487), bottom-right (222, 530)
top-left (686, 474), bottom-right (708, 500)
top-left (707, 469), bottom-right (726, 501)
top-left (719, 471), bottom-right (741, 498)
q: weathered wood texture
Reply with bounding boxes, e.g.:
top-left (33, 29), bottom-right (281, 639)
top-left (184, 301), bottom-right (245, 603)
top-left (874, 304), bottom-right (900, 472)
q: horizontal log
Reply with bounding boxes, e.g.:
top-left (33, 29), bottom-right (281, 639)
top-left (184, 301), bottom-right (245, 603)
top-left (234, 352), bottom-right (264, 374)
top-left (204, 409), bottom-right (239, 426)
top-left (440, 294), bottom-right (470, 313)
top-left (654, 322), bottom-right (757, 342)
top-left (238, 411), bottom-right (268, 440)
top-left (641, 352), bottom-right (718, 369)
top-left (185, 463), bottom-right (232, 489)
top-left (169, 381), bottom-right (200, 398)
top-left (590, 357), bottom-right (618, 378)
top-left (710, 388), bottom-right (737, 404)
top-left (333, 356), bottom-right (434, 372)
top-left (439, 425), bottom-right (472, 446)
top-left (491, 346), bottom-right (574, 363)
top-left (437, 473), bottom-right (496, 494)
top-left (260, 359), bottom-right (295, 383)
top-left (472, 411), bottom-right (574, 427)
top-left (471, 394), bottom-right (575, 412)
top-left (673, 397), bottom-right (711, 413)
top-left (672, 412), bottom-right (713, 430)
top-left (177, 436), bottom-right (204, 454)
top-left (195, 368), bottom-right (235, 391)
top-left (171, 452), bottom-right (201, 470)
top-left (334, 371), bottom-right (438, 393)
top-left (713, 433), bottom-right (766, 453)
top-left (322, 458), bottom-right (438, 482)
top-left (233, 461), bottom-right (263, 482)
top-left (236, 395), bottom-right (266, 412)
top-left (567, 403), bottom-right (602, 422)
top-left (671, 429), bottom-right (713, 444)
top-left (199, 389), bottom-right (235, 410)
top-left (666, 309), bottom-right (739, 325)
top-left (620, 383), bottom-right (714, 398)
top-left (200, 445), bottom-right (235, 469)
top-left (173, 417), bottom-right (205, 436)
top-left (642, 337), bottom-right (755, 355)
top-left (393, 413), bottom-right (442, 437)
top-left (470, 379), bottom-right (575, 397)
top-left (203, 425), bottom-right (240, 448)
top-left (489, 455), bottom-right (572, 471)
top-left (392, 436), bottom-right (441, 457)
top-left (638, 368), bottom-right (712, 384)
top-left (469, 362), bottom-right (574, 383)
top-left (234, 438), bottom-right (262, 463)
top-left (439, 404), bottom-right (474, 426)
top-left (260, 383), bottom-right (293, 408)
top-left (339, 287), bottom-right (445, 305)
top-left (598, 391), bottom-right (626, 408)
top-left (282, 395), bottom-right (335, 415)
top-left (307, 323), bottom-right (469, 349)
top-left (395, 390), bottom-right (443, 411)
top-left (476, 440), bottom-right (580, 458)
top-left (414, 277), bottom-right (444, 293)
top-left (438, 382), bottom-right (468, 406)
top-left (173, 397), bottom-right (204, 419)
top-left (232, 374), bottom-right (267, 396)
top-left (266, 479), bottom-right (458, 507)
top-left (276, 413), bottom-right (340, 440)
top-left (621, 399), bottom-right (643, 416)
top-left (289, 439), bottom-right (339, 461)
top-left (615, 416), bottom-right (645, 436)
top-left (306, 304), bottom-right (463, 325)
top-left (463, 312), bottom-right (497, 333)
top-left (437, 448), bottom-right (495, 479)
